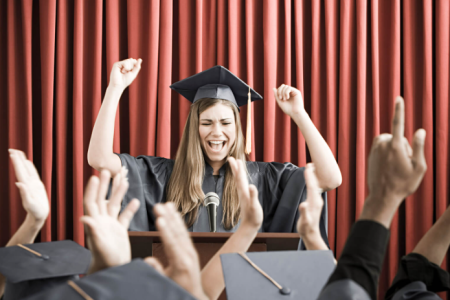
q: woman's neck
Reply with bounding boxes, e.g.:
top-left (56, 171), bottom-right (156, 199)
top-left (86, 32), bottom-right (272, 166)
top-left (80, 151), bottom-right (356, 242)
top-left (206, 159), bottom-right (226, 175)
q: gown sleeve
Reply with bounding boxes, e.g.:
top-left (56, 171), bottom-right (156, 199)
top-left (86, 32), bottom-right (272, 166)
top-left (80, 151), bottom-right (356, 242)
top-left (248, 161), bottom-right (329, 250)
top-left (115, 153), bottom-right (174, 231)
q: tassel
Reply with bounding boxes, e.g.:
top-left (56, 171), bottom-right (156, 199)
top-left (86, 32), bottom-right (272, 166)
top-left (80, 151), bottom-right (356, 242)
top-left (245, 87), bottom-right (252, 155)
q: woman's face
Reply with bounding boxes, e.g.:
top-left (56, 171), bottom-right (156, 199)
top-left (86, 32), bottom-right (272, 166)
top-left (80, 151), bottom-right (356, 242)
top-left (199, 103), bottom-right (236, 165)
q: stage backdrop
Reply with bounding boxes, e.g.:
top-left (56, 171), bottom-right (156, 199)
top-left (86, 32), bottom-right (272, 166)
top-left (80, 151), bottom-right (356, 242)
top-left (1, 0), bottom-right (449, 298)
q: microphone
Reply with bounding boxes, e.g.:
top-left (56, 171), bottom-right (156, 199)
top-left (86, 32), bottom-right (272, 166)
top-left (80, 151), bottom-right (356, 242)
top-left (204, 192), bottom-right (220, 232)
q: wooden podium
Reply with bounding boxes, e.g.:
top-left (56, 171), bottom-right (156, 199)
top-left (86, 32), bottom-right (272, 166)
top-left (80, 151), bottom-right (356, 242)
top-left (129, 232), bottom-right (300, 300)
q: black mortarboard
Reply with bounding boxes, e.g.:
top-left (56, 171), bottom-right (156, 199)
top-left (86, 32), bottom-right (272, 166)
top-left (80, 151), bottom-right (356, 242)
top-left (26, 259), bottom-right (197, 300)
top-left (317, 279), bottom-right (371, 300)
top-left (220, 250), bottom-right (335, 300)
top-left (0, 240), bottom-right (91, 300)
top-left (170, 65), bottom-right (262, 108)
top-left (170, 66), bottom-right (263, 154)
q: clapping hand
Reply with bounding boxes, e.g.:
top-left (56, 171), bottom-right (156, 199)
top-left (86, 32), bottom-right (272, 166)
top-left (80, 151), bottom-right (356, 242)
top-left (296, 163), bottom-right (328, 250)
top-left (9, 149), bottom-right (49, 225)
top-left (109, 58), bottom-right (142, 90)
top-left (145, 203), bottom-right (208, 300)
top-left (81, 169), bottom-right (140, 274)
top-left (273, 84), bottom-right (305, 117)
top-left (228, 157), bottom-right (263, 229)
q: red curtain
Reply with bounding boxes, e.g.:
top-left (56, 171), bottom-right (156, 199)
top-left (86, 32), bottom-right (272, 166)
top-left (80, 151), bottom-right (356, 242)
top-left (1, 0), bottom-right (449, 298)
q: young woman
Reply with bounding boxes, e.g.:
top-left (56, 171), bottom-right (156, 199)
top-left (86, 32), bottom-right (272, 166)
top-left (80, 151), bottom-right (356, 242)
top-left (88, 58), bottom-right (341, 246)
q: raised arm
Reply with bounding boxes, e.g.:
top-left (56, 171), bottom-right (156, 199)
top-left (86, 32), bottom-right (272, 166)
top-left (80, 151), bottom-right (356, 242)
top-left (273, 85), bottom-right (342, 191)
top-left (87, 58), bottom-right (142, 176)
top-left (1, 150), bottom-right (50, 297)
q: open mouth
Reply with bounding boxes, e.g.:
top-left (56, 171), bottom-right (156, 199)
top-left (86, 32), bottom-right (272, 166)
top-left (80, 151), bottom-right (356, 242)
top-left (208, 141), bottom-right (226, 152)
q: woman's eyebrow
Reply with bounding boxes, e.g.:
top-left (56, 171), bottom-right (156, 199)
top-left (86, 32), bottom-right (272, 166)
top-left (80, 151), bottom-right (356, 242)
top-left (200, 118), bottom-right (233, 121)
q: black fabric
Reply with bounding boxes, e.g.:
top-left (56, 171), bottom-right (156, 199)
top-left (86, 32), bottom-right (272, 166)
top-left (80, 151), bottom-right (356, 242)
top-left (318, 279), bottom-right (371, 300)
top-left (385, 253), bottom-right (450, 300)
top-left (391, 281), bottom-right (442, 300)
top-left (116, 154), bottom-right (329, 248)
top-left (324, 220), bottom-right (390, 300)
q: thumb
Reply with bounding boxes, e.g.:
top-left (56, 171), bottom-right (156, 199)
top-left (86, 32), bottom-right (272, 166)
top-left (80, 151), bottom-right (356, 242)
top-left (248, 185), bottom-right (260, 208)
top-left (80, 216), bottom-right (97, 237)
top-left (144, 257), bottom-right (165, 275)
top-left (411, 129), bottom-right (427, 172)
top-left (16, 182), bottom-right (30, 203)
top-left (227, 157), bottom-right (238, 176)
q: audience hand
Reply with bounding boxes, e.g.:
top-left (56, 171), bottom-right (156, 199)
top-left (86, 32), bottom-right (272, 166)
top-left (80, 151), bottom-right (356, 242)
top-left (81, 169), bottom-right (140, 274)
top-left (360, 97), bottom-right (427, 228)
top-left (228, 157), bottom-right (263, 229)
top-left (109, 58), bottom-right (142, 90)
top-left (296, 163), bottom-right (328, 250)
top-left (145, 203), bottom-right (208, 300)
top-left (9, 149), bottom-right (49, 225)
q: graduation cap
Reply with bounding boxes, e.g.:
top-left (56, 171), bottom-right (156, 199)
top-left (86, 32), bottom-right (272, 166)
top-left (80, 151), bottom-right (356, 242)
top-left (220, 250), bottom-right (335, 300)
top-left (0, 240), bottom-right (91, 300)
top-left (26, 259), bottom-right (197, 300)
top-left (170, 65), bottom-right (263, 155)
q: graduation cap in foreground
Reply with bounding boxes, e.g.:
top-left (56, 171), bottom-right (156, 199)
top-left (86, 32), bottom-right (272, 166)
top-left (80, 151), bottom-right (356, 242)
top-left (26, 259), bottom-right (197, 300)
top-left (220, 250), bottom-right (335, 300)
top-left (0, 240), bottom-right (91, 300)
top-left (170, 65), bottom-right (263, 154)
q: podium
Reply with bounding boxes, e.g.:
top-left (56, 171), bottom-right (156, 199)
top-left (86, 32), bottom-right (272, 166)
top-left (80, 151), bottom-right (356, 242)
top-left (129, 232), bottom-right (300, 300)
top-left (129, 232), bottom-right (300, 261)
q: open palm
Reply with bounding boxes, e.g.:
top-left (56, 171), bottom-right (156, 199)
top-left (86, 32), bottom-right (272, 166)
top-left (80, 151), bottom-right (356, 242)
top-left (9, 149), bottom-right (49, 222)
top-left (228, 157), bottom-right (263, 229)
top-left (81, 169), bottom-right (140, 273)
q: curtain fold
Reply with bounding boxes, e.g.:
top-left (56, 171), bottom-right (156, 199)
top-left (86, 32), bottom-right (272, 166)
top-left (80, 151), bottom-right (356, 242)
top-left (1, 0), bottom-right (449, 298)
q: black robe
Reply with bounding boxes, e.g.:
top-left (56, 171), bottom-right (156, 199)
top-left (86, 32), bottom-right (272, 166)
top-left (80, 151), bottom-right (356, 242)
top-left (116, 153), bottom-right (329, 249)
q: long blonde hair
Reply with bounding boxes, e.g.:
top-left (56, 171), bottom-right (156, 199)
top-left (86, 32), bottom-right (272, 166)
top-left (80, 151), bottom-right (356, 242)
top-left (166, 98), bottom-right (247, 229)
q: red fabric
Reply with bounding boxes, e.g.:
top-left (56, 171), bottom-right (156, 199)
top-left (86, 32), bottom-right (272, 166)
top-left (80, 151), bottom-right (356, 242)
top-left (1, 1), bottom-right (449, 298)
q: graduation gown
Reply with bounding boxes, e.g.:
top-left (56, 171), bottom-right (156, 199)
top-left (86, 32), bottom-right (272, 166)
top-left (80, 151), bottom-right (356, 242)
top-left (116, 153), bottom-right (329, 248)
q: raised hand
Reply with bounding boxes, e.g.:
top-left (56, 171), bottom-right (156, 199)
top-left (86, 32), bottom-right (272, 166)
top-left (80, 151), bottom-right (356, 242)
top-left (273, 84), bottom-right (305, 117)
top-left (361, 97), bottom-right (427, 228)
top-left (296, 163), bottom-right (328, 250)
top-left (109, 58), bottom-right (142, 90)
top-left (228, 157), bottom-right (263, 229)
top-left (145, 203), bottom-right (208, 300)
top-left (9, 149), bottom-right (49, 224)
top-left (368, 97), bottom-right (427, 202)
top-left (81, 169), bottom-right (140, 274)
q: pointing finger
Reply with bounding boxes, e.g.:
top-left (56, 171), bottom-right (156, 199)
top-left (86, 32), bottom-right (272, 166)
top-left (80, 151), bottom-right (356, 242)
top-left (392, 97), bottom-right (405, 143)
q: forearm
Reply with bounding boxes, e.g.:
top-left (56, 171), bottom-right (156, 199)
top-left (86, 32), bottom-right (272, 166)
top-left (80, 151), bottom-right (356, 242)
top-left (325, 220), bottom-right (390, 300)
top-left (412, 205), bottom-right (450, 266)
top-left (201, 224), bottom-right (258, 300)
top-left (291, 111), bottom-right (341, 191)
top-left (87, 85), bottom-right (123, 174)
top-left (358, 194), bottom-right (400, 229)
top-left (6, 214), bottom-right (45, 246)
